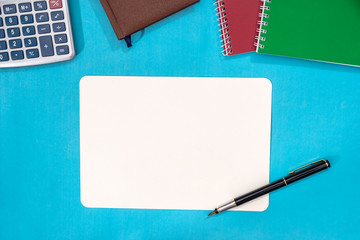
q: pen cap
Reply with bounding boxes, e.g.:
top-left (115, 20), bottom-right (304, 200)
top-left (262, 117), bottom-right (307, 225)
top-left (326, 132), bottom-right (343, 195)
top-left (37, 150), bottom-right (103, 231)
top-left (285, 160), bottom-right (330, 185)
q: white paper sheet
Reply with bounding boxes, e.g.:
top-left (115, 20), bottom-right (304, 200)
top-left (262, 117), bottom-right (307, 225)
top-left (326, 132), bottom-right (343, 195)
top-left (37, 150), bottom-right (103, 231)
top-left (80, 76), bottom-right (272, 211)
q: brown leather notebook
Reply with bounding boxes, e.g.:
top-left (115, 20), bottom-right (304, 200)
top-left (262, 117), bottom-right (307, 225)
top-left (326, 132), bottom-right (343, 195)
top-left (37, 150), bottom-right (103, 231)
top-left (100, 0), bottom-right (199, 40)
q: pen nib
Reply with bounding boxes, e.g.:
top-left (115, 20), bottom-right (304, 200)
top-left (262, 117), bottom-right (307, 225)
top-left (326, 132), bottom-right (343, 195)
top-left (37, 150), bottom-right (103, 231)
top-left (207, 211), bottom-right (217, 217)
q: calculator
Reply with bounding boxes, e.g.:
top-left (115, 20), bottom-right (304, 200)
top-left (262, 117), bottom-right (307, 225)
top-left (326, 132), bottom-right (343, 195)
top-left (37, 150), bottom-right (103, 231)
top-left (0, 0), bottom-right (75, 68)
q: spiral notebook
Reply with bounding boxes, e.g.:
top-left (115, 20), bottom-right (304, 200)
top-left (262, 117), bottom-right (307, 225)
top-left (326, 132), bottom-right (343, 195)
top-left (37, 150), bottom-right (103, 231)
top-left (215, 0), bottom-right (264, 56)
top-left (219, 0), bottom-right (360, 66)
top-left (80, 76), bottom-right (272, 211)
top-left (255, 0), bottom-right (360, 66)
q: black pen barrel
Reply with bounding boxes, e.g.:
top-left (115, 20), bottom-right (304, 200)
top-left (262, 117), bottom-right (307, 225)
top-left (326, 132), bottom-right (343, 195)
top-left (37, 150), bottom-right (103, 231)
top-left (234, 160), bottom-right (330, 207)
top-left (284, 160), bottom-right (330, 184)
top-left (234, 179), bottom-right (285, 206)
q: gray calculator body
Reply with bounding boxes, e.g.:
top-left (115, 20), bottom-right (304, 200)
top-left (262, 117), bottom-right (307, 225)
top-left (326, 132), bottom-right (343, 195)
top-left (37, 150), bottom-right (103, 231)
top-left (0, 0), bottom-right (75, 68)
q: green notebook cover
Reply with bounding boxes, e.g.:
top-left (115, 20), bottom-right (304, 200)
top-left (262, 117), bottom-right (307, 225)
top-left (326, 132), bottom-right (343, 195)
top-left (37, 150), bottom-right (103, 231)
top-left (257, 0), bottom-right (360, 67)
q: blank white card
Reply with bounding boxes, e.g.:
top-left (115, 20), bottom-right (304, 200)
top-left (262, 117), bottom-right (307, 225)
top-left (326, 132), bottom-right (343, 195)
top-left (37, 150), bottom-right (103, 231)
top-left (80, 76), bottom-right (272, 211)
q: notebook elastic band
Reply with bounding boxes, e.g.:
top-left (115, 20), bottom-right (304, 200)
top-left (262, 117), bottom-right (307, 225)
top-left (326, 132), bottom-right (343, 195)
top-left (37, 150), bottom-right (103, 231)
top-left (124, 35), bottom-right (132, 48)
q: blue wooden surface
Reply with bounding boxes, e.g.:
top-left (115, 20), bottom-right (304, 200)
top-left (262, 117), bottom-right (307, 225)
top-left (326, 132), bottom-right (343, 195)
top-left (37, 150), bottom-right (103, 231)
top-left (1, 0), bottom-right (360, 239)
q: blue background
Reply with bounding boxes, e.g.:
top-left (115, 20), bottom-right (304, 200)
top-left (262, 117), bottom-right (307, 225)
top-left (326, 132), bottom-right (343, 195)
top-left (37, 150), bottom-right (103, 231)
top-left (1, 0), bottom-right (360, 239)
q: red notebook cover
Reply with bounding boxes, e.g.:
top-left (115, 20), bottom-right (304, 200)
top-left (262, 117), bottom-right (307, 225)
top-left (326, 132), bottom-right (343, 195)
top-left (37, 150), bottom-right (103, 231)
top-left (216, 0), bottom-right (263, 56)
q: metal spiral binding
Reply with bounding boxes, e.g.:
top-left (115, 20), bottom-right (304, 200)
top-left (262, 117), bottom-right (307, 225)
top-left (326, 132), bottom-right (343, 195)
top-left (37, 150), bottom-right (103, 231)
top-left (254, 0), bottom-right (272, 49)
top-left (215, 0), bottom-right (232, 56)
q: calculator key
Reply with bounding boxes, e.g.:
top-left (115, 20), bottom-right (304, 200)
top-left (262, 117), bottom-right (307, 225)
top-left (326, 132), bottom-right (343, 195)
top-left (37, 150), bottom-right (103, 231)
top-left (19, 3), bottom-right (32, 13)
top-left (0, 18), bottom-right (3, 27)
top-left (23, 26), bottom-right (36, 36)
top-left (39, 36), bottom-right (54, 57)
top-left (51, 11), bottom-right (64, 21)
top-left (49, 0), bottom-right (63, 9)
top-left (9, 39), bottom-right (22, 49)
top-left (0, 29), bottom-right (4, 38)
top-left (7, 28), bottom-right (20, 38)
top-left (3, 5), bottom-right (17, 14)
top-left (34, 1), bottom-right (47, 11)
top-left (20, 14), bottom-right (34, 24)
top-left (36, 12), bottom-right (49, 22)
top-left (54, 34), bottom-right (67, 44)
top-left (56, 45), bottom-right (69, 55)
top-left (0, 41), bottom-right (7, 50)
top-left (26, 49), bottom-right (39, 58)
top-left (53, 22), bottom-right (66, 32)
top-left (0, 52), bottom-right (9, 62)
top-left (5, 16), bottom-right (18, 26)
top-left (37, 24), bottom-right (50, 34)
top-left (24, 37), bottom-right (37, 47)
top-left (11, 50), bottom-right (24, 60)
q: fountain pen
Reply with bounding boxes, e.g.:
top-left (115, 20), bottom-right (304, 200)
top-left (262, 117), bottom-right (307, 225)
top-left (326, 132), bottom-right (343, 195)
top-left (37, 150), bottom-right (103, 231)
top-left (208, 159), bottom-right (330, 217)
